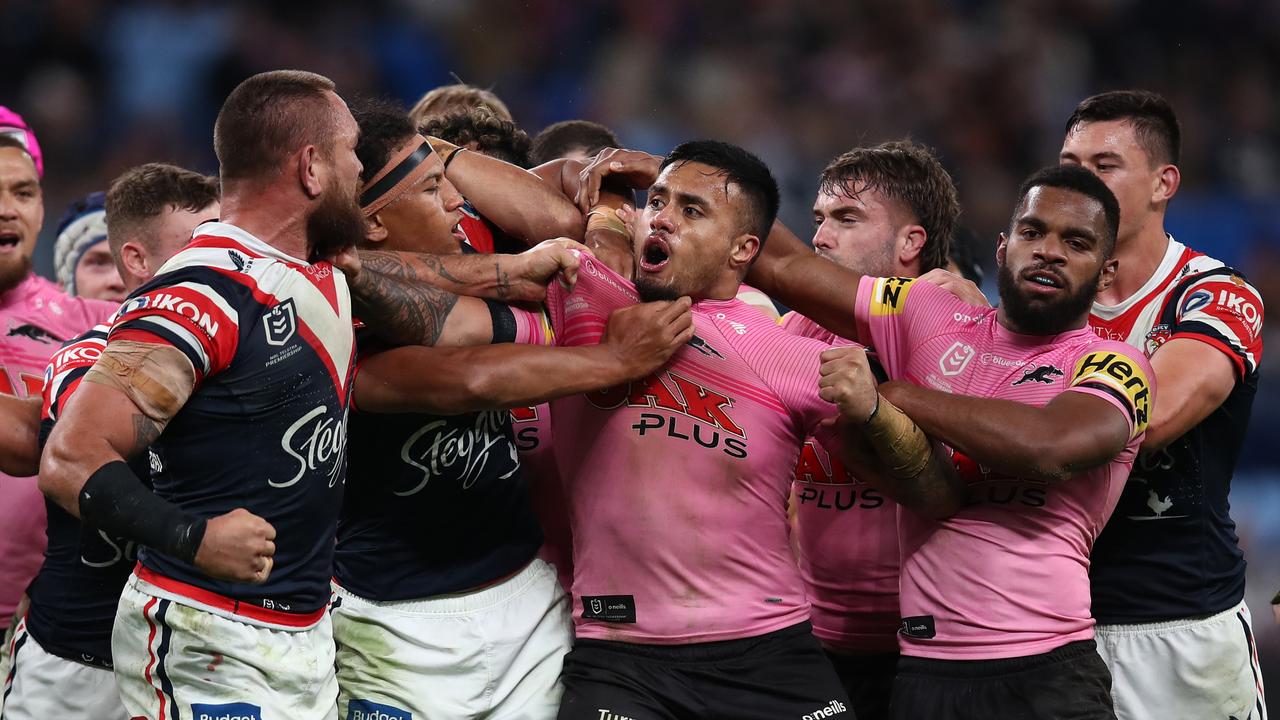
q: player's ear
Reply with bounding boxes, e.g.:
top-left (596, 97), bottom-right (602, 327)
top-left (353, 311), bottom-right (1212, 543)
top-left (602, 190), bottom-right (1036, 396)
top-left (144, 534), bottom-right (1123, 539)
top-left (298, 144), bottom-right (324, 199)
top-left (729, 232), bottom-right (760, 269)
top-left (1096, 256), bottom-right (1119, 293)
top-left (898, 225), bottom-right (926, 269)
top-left (1153, 163), bottom-right (1180, 205)
top-left (995, 232), bottom-right (1009, 267)
top-left (364, 211), bottom-right (388, 244)
top-left (120, 241), bottom-right (148, 279)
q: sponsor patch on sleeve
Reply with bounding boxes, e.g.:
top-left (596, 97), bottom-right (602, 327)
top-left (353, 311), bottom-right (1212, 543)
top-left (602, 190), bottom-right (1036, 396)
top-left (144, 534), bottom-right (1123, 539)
top-left (868, 277), bottom-right (915, 316)
top-left (1070, 349), bottom-right (1151, 436)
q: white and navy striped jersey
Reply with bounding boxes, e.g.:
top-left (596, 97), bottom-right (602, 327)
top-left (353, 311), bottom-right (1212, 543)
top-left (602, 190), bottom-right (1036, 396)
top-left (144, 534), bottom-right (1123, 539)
top-left (1088, 236), bottom-right (1264, 623)
top-left (108, 222), bottom-right (354, 627)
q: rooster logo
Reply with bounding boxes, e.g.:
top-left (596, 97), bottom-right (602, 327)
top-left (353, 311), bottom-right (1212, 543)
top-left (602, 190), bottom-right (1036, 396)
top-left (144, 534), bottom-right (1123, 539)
top-left (1146, 490), bottom-right (1174, 518)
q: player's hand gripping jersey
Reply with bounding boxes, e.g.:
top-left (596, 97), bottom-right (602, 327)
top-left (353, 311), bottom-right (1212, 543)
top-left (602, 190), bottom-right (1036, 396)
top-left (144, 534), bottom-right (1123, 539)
top-left (781, 311), bottom-right (901, 653)
top-left (854, 276), bottom-right (1153, 660)
top-left (108, 222), bottom-right (354, 626)
top-left (545, 253), bottom-right (841, 644)
top-left (1088, 238), bottom-right (1263, 622)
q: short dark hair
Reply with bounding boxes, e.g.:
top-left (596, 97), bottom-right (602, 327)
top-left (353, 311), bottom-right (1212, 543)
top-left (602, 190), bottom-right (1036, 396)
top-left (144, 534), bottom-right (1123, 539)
top-left (105, 163), bottom-right (219, 257)
top-left (1065, 90), bottom-right (1181, 166)
top-left (1013, 165), bottom-right (1121, 256)
top-left (420, 108), bottom-right (532, 168)
top-left (214, 70), bottom-right (337, 181)
top-left (352, 97), bottom-right (417, 185)
top-left (659, 140), bottom-right (780, 243)
top-left (819, 140), bottom-right (960, 273)
top-left (948, 226), bottom-right (985, 286)
top-left (530, 120), bottom-right (621, 165)
top-left (0, 134), bottom-right (35, 169)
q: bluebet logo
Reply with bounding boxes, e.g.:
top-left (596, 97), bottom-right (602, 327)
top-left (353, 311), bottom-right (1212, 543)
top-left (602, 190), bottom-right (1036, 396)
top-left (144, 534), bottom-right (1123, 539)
top-left (348, 699), bottom-right (412, 720)
top-left (191, 702), bottom-right (261, 720)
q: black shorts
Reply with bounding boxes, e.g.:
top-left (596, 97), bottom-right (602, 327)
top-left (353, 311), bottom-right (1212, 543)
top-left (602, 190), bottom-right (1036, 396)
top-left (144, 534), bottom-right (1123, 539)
top-left (825, 649), bottom-right (897, 720)
top-left (891, 639), bottom-right (1116, 720)
top-left (558, 622), bottom-right (853, 720)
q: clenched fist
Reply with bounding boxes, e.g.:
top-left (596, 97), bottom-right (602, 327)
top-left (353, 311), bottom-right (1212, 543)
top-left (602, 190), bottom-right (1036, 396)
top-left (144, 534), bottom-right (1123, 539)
top-left (817, 345), bottom-right (881, 423)
top-left (194, 508), bottom-right (277, 584)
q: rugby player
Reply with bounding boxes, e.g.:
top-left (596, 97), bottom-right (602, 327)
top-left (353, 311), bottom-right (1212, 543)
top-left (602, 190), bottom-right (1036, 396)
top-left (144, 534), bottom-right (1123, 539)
top-left (749, 164), bottom-right (1155, 719)
top-left (544, 140), bottom-right (960, 719)
top-left (1061, 90), bottom-right (1267, 719)
top-left (52, 192), bottom-right (127, 302)
top-left (331, 99), bottom-right (692, 720)
top-left (785, 140), bottom-right (959, 720)
top-left (39, 69), bottom-right (368, 719)
top-left (4, 163), bottom-right (218, 720)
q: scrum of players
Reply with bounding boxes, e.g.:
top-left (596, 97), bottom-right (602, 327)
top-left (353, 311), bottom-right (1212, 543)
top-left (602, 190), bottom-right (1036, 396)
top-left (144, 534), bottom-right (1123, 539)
top-left (0, 71), bottom-right (1266, 720)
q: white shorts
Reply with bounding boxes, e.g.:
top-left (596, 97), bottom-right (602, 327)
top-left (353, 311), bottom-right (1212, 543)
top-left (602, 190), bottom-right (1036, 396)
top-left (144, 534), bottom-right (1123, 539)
top-left (112, 573), bottom-right (338, 720)
top-left (1, 615), bottom-right (129, 720)
top-left (1096, 601), bottom-right (1267, 720)
top-left (333, 557), bottom-right (571, 720)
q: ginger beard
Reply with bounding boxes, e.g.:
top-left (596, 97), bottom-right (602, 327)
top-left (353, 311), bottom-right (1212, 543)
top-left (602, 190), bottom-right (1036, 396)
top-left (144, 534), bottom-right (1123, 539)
top-left (307, 170), bottom-right (365, 263)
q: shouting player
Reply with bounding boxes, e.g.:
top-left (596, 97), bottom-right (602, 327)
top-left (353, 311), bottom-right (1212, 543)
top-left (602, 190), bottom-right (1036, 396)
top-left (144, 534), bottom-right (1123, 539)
top-left (748, 165), bottom-right (1155, 719)
top-left (0, 125), bottom-right (116, 676)
top-left (546, 140), bottom-right (958, 720)
top-left (4, 163), bottom-right (218, 720)
top-left (331, 99), bottom-right (692, 720)
top-left (1061, 90), bottom-right (1267, 720)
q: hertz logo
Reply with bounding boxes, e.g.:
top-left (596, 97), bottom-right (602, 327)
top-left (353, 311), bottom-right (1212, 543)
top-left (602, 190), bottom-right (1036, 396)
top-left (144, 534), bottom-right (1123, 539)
top-left (1070, 351), bottom-right (1151, 434)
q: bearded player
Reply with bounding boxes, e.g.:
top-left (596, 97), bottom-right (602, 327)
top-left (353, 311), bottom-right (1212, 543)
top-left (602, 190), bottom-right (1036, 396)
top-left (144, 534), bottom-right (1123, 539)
top-left (753, 165), bottom-right (1155, 719)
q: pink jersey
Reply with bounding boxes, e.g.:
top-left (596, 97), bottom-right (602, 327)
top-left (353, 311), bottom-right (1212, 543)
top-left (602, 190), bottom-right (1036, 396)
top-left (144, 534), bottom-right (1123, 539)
top-left (854, 276), bottom-right (1153, 660)
top-left (0, 273), bottom-right (115, 626)
top-left (781, 311), bottom-right (901, 653)
top-left (546, 255), bottom-right (839, 644)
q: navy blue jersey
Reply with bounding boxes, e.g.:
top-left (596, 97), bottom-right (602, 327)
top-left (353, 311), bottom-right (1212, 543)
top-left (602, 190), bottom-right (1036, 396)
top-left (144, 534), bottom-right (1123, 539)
top-left (26, 323), bottom-right (148, 666)
top-left (1088, 243), bottom-right (1263, 623)
top-left (109, 223), bottom-right (354, 624)
top-left (334, 331), bottom-right (543, 601)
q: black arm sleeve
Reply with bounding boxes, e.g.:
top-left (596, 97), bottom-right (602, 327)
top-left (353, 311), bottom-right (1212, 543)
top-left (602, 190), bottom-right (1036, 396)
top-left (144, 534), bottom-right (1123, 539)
top-left (484, 298), bottom-right (518, 344)
top-left (78, 461), bottom-right (207, 564)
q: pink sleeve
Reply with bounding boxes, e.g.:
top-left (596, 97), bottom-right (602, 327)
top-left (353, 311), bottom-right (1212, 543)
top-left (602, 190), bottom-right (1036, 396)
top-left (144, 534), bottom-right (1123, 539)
top-left (1063, 341), bottom-right (1156, 441)
top-left (513, 306), bottom-right (554, 346)
top-left (741, 329), bottom-right (843, 436)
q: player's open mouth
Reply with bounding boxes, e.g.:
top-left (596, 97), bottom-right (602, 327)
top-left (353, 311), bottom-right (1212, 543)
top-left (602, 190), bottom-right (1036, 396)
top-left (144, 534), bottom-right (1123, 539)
top-left (1023, 268), bottom-right (1064, 292)
top-left (450, 221), bottom-right (466, 242)
top-left (639, 235), bottom-right (671, 272)
top-left (0, 231), bottom-right (20, 251)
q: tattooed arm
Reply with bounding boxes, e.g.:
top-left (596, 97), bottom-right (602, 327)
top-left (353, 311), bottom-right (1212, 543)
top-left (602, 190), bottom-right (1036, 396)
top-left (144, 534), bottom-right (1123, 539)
top-left (352, 238), bottom-right (591, 347)
top-left (40, 342), bottom-right (276, 582)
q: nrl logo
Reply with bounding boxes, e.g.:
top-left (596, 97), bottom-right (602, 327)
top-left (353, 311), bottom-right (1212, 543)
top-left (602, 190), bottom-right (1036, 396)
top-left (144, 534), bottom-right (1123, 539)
top-left (264, 298), bottom-right (297, 346)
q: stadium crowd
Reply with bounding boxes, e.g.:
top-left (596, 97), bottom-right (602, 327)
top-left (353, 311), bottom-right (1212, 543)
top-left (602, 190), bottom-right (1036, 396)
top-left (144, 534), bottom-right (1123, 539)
top-left (0, 2), bottom-right (1277, 719)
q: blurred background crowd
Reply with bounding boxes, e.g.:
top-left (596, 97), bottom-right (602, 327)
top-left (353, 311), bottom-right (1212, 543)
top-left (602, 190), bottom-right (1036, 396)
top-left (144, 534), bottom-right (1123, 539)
top-left (5, 0), bottom-right (1278, 694)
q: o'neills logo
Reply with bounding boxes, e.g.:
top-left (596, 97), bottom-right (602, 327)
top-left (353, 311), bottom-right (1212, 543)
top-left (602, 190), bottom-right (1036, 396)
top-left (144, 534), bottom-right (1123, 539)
top-left (802, 700), bottom-right (848, 719)
top-left (277, 404), bottom-right (348, 488)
